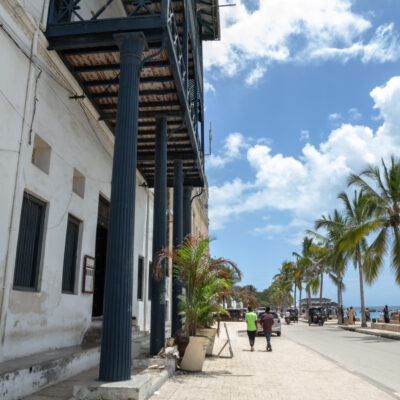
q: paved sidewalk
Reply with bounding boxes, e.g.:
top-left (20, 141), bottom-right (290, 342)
top-left (340, 324), bottom-right (400, 340)
top-left (151, 322), bottom-right (395, 400)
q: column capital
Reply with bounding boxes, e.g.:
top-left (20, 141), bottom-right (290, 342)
top-left (114, 32), bottom-right (148, 58)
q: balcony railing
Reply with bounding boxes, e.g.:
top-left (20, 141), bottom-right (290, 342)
top-left (48, 0), bottom-right (160, 25)
top-left (47, 0), bottom-right (204, 173)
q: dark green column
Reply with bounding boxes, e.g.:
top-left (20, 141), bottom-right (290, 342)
top-left (150, 115), bottom-right (168, 355)
top-left (99, 33), bottom-right (147, 382)
top-left (183, 186), bottom-right (192, 237)
top-left (172, 160), bottom-right (183, 335)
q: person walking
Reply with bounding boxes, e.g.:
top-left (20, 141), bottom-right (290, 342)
top-left (384, 305), bottom-right (390, 323)
top-left (260, 306), bottom-right (274, 352)
top-left (348, 307), bottom-right (355, 325)
top-left (245, 306), bottom-right (257, 351)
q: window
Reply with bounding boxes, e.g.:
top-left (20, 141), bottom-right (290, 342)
top-left (137, 256), bottom-right (144, 300)
top-left (62, 215), bottom-right (81, 294)
top-left (148, 261), bottom-right (152, 300)
top-left (13, 193), bottom-right (46, 290)
top-left (72, 169), bottom-right (85, 198)
top-left (31, 135), bottom-right (51, 174)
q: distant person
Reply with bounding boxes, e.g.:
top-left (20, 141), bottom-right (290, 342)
top-left (348, 307), bottom-right (355, 325)
top-left (260, 306), bottom-right (274, 351)
top-left (365, 308), bottom-right (370, 322)
top-left (245, 306), bottom-right (257, 351)
top-left (384, 305), bottom-right (390, 323)
top-left (380, 310), bottom-right (384, 321)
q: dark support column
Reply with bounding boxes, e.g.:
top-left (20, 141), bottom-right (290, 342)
top-left (150, 115), bottom-right (168, 355)
top-left (183, 186), bottom-right (192, 237)
top-left (99, 33), bottom-right (146, 382)
top-left (172, 160), bottom-right (183, 335)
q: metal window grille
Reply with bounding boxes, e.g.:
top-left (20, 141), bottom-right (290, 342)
top-left (62, 215), bottom-right (81, 294)
top-left (137, 256), bottom-right (144, 300)
top-left (13, 193), bottom-right (46, 290)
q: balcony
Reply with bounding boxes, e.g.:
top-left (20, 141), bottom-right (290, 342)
top-left (45, 0), bottom-right (219, 187)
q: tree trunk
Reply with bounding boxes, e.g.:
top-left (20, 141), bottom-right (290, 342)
top-left (299, 283), bottom-right (302, 312)
top-left (357, 248), bottom-right (367, 328)
top-left (307, 288), bottom-right (311, 309)
top-left (337, 278), bottom-right (342, 324)
top-left (319, 272), bottom-right (323, 307)
top-left (294, 284), bottom-right (297, 308)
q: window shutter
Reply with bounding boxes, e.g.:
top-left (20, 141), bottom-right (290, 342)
top-left (13, 193), bottom-right (46, 290)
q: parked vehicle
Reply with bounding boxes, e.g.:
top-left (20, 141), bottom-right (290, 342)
top-left (308, 307), bottom-right (325, 326)
top-left (220, 308), bottom-right (245, 321)
top-left (256, 311), bottom-right (281, 336)
top-left (289, 309), bottom-right (298, 322)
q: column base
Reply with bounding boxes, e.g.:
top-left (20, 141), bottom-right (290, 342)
top-left (73, 376), bottom-right (152, 400)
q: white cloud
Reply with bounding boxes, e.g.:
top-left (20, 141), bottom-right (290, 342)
top-left (204, 0), bottom-right (400, 81)
top-left (300, 130), bottom-right (310, 141)
top-left (329, 112), bottom-right (342, 121)
top-left (209, 76), bottom-right (400, 235)
top-left (204, 80), bottom-right (216, 94)
top-left (207, 132), bottom-right (248, 168)
top-left (245, 65), bottom-right (266, 86)
top-left (348, 108), bottom-right (362, 121)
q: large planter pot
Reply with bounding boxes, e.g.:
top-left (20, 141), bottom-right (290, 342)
top-left (197, 328), bottom-right (217, 356)
top-left (180, 336), bottom-right (209, 372)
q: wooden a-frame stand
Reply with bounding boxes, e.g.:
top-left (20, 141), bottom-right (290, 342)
top-left (216, 323), bottom-right (233, 358)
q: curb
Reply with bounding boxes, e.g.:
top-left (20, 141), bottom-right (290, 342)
top-left (339, 325), bottom-right (400, 341)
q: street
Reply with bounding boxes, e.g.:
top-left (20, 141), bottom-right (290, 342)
top-left (284, 321), bottom-right (400, 397)
top-left (150, 322), bottom-right (397, 400)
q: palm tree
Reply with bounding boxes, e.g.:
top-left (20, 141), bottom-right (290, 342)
top-left (348, 156), bottom-right (400, 284)
top-left (337, 191), bottom-right (375, 328)
top-left (311, 209), bottom-right (350, 324)
top-left (293, 237), bottom-right (314, 310)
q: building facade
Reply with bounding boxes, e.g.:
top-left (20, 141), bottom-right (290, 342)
top-left (0, 0), bottom-right (215, 374)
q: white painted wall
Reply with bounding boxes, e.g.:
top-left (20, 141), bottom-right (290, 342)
top-left (0, 0), bottom-right (154, 362)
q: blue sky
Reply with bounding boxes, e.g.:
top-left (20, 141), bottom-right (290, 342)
top-left (203, 0), bottom-right (400, 307)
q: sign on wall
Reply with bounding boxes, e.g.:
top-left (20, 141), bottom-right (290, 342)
top-left (82, 255), bottom-right (95, 293)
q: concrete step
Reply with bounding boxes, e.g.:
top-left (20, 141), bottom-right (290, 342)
top-left (0, 344), bottom-right (100, 400)
top-left (2, 327), bottom-right (152, 399)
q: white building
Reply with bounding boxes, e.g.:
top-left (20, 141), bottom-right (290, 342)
top-left (0, 0), bottom-right (215, 396)
top-left (0, 0), bottom-right (158, 365)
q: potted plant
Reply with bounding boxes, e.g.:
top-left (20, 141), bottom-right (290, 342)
top-left (156, 235), bottom-right (240, 370)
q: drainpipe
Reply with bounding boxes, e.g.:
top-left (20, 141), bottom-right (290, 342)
top-left (143, 186), bottom-right (151, 331)
top-left (0, 12), bottom-right (42, 356)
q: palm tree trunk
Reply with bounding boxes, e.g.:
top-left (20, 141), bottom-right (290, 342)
top-left (357, 248), bottom-right (367, 328)
top-left (337, 278), bottom-right (342, 324)
top-left (299, 283), bottom-right (302, 312)
top-left (294, 284), bottom-right (297, 308)
top-left (319, 272), bottom-right (323, 307)
top-left (307, 288), bottom-right (311, 309)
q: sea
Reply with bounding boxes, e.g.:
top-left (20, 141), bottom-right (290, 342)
top-left (346, 305), bottom-right (400, 320)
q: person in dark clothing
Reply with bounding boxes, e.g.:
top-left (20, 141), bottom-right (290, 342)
top-left (260, 306), bottom-right (274, 351)
top-left (384, 305), bottom-right (390, 323)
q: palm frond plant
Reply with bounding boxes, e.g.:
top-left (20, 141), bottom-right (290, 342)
top-left (155, 235), bottom-right (240, 336)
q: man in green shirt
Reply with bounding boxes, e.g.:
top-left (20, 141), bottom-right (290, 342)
top-left (245, 306), bottom-right (257, 351)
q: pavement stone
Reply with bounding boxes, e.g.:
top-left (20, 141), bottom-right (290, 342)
top-left (150, 322), bottom-right (395, 400)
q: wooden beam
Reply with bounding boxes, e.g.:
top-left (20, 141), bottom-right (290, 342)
top-left (92, 88), bottom-right (177, 98)
top-left (100, 110), bottom-right (184, 120)
top-left (98, 101), bottom-right (181, 110)
top-left (74, 60), bottom-right (169, 73)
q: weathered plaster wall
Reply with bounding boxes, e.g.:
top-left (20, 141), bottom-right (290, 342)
top-left (0, 0), bottom-right (154, 362)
